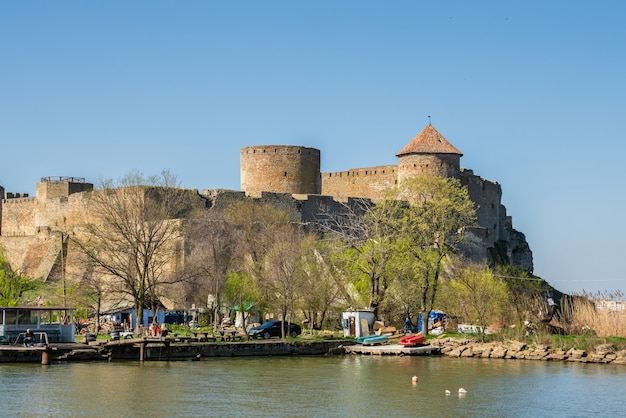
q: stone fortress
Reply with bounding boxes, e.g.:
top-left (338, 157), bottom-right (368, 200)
top-left (240, 123), bottom-right (533, 271)
top-left (0, 124), bottom-right (533, 284)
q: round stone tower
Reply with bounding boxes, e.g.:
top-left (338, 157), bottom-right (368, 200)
top-left (396, 124), bottom-right (463, 182)
top-left (240, 145), bottom-right (321, 196)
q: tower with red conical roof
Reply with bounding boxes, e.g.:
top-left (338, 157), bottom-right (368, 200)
top-left (396, 124), bottom-right (463, 183)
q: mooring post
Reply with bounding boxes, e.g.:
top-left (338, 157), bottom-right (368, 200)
top-left (139, 341), bottom-right (145, 361)
top-left (41, 348), bottom-right (51, 365)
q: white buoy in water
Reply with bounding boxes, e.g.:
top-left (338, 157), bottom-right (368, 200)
top-left (445, 390), bottom-right (451, 395)
top-left (458, 388), bottom-right (467, 394)
top-left (411, 375), bottom-right (418, 383)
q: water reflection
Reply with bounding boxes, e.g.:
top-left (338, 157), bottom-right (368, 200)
top-left (0, 356), bottom-right (625, 417)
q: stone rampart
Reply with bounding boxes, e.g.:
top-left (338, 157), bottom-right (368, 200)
top-left (460, 169), bottom-right (502, 242)
top-left (0, 179), bottom-right (533, 283)
top-left (321, 164), bottom-right (397, 202)
top-left (1, 197), bottom-right (38, 236)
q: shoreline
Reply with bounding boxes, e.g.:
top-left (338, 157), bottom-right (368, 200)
top-left (2, 337), bottom-right (626, 365)
top-left (428, 337), bottom-right (626, 365)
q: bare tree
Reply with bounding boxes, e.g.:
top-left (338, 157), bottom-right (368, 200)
top-left (225, 200), bottom-right (306, 337)
top-left (438, 261), bottom-right (511, 341)
top-left (260, 225), bottom-right (307, 337)
top-left (299, 237), bottom-right (347, 331)
top-left (184, 213), bottom-right (238, 329)
top-left (72, 170), bottom-right (198, 331)
top-left (225, 200), bottom-right (292, 306)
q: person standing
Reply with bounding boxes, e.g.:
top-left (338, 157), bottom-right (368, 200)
top-left (403, 318), bottom-right (412, 335)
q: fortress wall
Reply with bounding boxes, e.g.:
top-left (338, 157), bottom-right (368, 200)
top-left (201, 189), bottom-right (246, 211)
top-left (0, 235), bottom-right (44, 276)
top-left (0, 185), bottom-right (3, 235)
top-left (299, 194), bottom-right (341, 224)
top-left (35, 193), bottom-right (92, 232)
top-left (240, 146), bottom-right (320, 196)
top-left (498, 205), bottom-right (512, 243)
top-left (321, 165), bottom-right (398, 202)
top-left (35, 179), bottom-right (93, 201)
top-left (460, 169), bottom-right (502, 242)
top-left (1, 197), bottom-right (38, 236)
top-left (1, 184), bottom-right (93, 237)
top-left (398, 153), bottom-right (461, 182)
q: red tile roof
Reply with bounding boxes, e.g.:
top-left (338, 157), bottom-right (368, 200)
top-left (396, 124), bottom-right (463, 157)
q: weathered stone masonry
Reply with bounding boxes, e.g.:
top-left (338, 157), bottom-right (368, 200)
top-left (240, 124), bottom-right (533, 271)
top-left (0, 124), bottom-right (533, 283)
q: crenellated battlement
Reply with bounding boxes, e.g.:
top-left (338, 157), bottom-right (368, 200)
top-left (0, 124), bottom-right (533, 280)
top-left (238, 123), bottom-right (533, 271)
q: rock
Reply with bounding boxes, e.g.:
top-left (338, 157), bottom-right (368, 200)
top-left (460, 347), bottom-right (474, 357)
top-left (594, 343), bottom-right (615, 355)
top-left (567, 348), bottom-right (587, 360)
top-left (480, 346), bottom-right (493, 358)
top-left (604, 353), bottom-right (617, 362)
top-left (545, 350), bottom-right (567, 361)
top-left (587, 353), bottom-right (611, 363)
top-left (490, 346), bottom-right (508, 359)
top-left (507, 340), bottom-right (527, 352)
top-left (447, 346), bottom-right (468, 358)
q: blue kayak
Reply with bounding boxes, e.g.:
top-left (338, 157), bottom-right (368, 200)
top-left (356, 335), bottom-right (389, 345)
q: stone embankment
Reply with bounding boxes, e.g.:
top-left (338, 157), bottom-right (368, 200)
top-left (429, 337), bottom-right (626, 365)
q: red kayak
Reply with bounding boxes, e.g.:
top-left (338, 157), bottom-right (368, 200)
top-left (398, 334), bottom-right (425, 347)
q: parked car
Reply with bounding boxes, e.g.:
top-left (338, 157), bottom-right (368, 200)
top-left (248, 320), bottom-right (302, 339)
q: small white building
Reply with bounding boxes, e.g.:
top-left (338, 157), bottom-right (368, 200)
top-left (341, 310), bottom-right (375, 338)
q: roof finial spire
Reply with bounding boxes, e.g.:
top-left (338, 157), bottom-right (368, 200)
top-left (428, 115), bottom-right (431, 126)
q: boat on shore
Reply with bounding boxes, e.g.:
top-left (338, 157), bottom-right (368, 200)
top-left (398, 334), bottom-right (425, 347)
top-left (356, 335), bottom-right (389, 345)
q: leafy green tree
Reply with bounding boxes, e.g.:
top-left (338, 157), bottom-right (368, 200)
top-left (223, 271), bottom-right (260, 332)
top-left (299, 237), bottom-right (347, 331)
top-left (386, 174), bottom-right (477, 335)
top-left (382, 243), bottom-right (435, 330)
top-left (0, 250), bottom-right (42, 306)
top-left (438, 262), bottom-right (511, 340)
top-left (319, 198), bottom-right (396, 317)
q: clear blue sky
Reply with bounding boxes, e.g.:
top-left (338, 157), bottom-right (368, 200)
top-left (2, 1), bottom-right (625, 295)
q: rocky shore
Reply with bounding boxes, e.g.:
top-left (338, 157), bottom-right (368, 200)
top-left (429, 337), bottom-right (626, 365)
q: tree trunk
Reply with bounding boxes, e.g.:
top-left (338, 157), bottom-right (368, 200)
top-left (421, 311), bottom-right (429, 336)
top-left (135, 302), bottom-right (144, 333)
top-left (95, 295), bottom-right (102, 334)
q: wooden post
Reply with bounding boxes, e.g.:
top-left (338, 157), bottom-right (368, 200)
top-left (41, 349), bottom-right (50, 365)
top-left (139, 342), bottom-right (145, 362)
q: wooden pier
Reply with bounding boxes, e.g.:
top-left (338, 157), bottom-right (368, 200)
top-left (0, 343), bottom-right (103, 364)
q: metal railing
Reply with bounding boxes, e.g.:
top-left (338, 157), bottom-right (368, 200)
top-left (40, 176), bottom-right (86, 183)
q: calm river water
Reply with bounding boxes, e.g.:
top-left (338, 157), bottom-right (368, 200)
top-left (1, 355), bottom-right (625, 417)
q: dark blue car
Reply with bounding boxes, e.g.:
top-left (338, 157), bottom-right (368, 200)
top-left (247, 320), bottom-right (302, 339)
